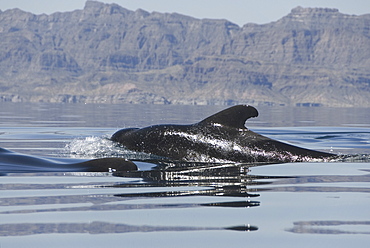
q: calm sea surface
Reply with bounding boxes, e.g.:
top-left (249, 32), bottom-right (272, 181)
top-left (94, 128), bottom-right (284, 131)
top-left (0, 103), bottom-right (369, 247)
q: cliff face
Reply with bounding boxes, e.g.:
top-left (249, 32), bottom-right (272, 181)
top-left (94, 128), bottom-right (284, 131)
top-left (1, 1), bottom-right (370, 106)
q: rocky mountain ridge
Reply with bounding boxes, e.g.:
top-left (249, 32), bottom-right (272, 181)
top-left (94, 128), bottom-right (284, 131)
top-left (1, 1), bottom-right (369, 106)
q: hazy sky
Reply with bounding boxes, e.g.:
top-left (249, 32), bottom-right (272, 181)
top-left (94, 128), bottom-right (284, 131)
top-left (1, 0), bottom-right (369, 26)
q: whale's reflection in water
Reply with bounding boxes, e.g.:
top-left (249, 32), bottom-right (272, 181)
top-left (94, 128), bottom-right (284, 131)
top-left (1, 161), bottom-right (370, 237)
top-left (0, 222), bottom-right (258, 237)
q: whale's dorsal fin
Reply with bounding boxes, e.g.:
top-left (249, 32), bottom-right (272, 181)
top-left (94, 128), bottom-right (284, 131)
top-left (198, 105), bottom-right (258, 129)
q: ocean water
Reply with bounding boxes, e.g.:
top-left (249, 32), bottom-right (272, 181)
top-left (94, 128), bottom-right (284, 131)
top-left (0, 103), bottom-right (369, 247)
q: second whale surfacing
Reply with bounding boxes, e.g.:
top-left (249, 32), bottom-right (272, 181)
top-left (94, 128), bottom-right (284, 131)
top-left (0, 147), bottom-right (137, 174)
top-left (111, 105), bottom-right (335, 163)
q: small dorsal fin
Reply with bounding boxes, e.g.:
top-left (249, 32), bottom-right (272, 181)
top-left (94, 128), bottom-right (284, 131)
top-left (198, 105), bottom-right (258, 129)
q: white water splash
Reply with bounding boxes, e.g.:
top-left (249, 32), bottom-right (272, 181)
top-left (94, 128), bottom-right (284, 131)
top-left (63, 136), bottom-right (162, 161)
top-left (63, 136), bottom-right (119, 159)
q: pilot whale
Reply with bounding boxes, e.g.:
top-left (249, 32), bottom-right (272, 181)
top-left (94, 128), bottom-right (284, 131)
top-left (0, 147), bottom-right (137, 174)
top-left (111, 105), bottom-right (334, 163)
